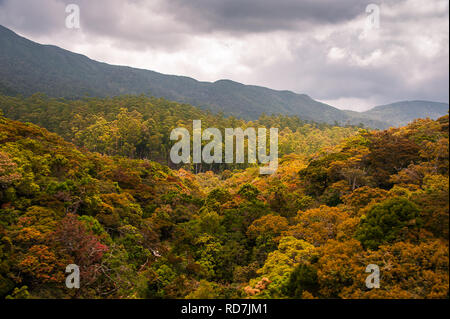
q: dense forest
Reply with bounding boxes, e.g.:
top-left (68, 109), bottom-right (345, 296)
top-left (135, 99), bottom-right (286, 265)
top-left (0, 94), bottom-right (358, 172)
top-left (0, 94), bottom-right (448, 299)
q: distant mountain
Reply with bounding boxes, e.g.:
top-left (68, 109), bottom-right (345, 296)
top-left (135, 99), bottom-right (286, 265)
top-left (345, 101), bottom-right (449, 129)
top-left (0, 25), bottom-right (447, 128)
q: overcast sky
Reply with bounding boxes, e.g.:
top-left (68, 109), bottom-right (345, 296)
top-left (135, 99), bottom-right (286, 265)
top-left (0, 0), bottom-right (448, 111)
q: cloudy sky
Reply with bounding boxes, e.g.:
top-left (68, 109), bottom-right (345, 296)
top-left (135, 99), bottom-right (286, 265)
top-left (0, 0), bottom-right (448, 111)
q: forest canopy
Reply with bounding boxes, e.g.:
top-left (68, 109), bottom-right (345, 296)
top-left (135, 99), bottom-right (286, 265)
top-left (0, 94), bottom-right (448, 299)
top-left (0, 94), bottom-right (359, 173)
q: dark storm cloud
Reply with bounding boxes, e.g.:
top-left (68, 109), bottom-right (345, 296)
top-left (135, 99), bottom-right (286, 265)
top-left (162, 0), bottom-right (370, 33)
top-left (0, 0), bottom-right (375, 48)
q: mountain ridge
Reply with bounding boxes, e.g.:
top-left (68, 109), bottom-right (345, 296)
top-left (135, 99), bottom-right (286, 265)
top-left (0, 24), bottom-right (447, 129)
top-left (344, 100), bottom-right (449, 128)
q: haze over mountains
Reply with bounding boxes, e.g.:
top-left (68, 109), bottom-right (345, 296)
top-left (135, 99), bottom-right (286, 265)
top-left (0, 25), bottom-right (448, 129)
top-left (345, 101), bottom-right (449, 128)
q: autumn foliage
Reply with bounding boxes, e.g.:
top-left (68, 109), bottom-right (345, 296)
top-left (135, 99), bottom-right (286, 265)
top-left (0, 95), bottom-right (448, 299)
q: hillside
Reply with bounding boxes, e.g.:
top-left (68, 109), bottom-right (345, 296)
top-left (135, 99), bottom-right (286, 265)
top-left (0, 25), bottom-right (340, 122)
top-left (2, 24), bottom-right (444, 129)
top-left (0, 113), bottom-right (448, 298)
top-left (349, 101), bottom-right (449, 128)
top-left (0, 93), bottom-right (359, 172)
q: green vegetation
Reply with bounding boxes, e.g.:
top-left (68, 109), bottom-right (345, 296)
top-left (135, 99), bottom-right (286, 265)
top-left (0, 92), bottom-right (448, 298)
top-left (0, 93), bottom-right (358, 172)
top-left (2, 25), bottom-right (447, 128)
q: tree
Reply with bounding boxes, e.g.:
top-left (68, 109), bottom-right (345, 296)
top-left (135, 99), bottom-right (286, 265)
top-left (285, 206), bottom-right (349, 246)
top-left (284, 263), bottom-right (319, 298)
top-left (53, 213), bottom-right (108, 285)
top-left (186, 280), bottom-right (221, 299)
top-left (365, 131), bottom-right (421, 188)
top-left (342, 186), bottom-right (387, 212)
top-left (0, 151), bottom-right (21, 190)
top-left (340, 240), bottom-right (449, 299)
top-left (238, 183), bottom-right (260, 201)
top-left (247, 215), bottom-right (289, 241)
top-left (356, 197), bottom-right (421, 250)
top-left (316, 239), bottom-right (364, 298)
top-left (245, 236), bottom-right (317, 298)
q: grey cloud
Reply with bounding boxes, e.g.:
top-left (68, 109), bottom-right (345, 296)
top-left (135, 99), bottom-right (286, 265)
top-left (0, 0), bottom-right (66, 36)
top-left (162, 0), bottom-right (370, 33)
top-left (0, 0), bottom-right (448, 110)
top-left (234, 1), bottom-right (449, 109)
top-left (0, 0), bottom-right (377, 44)
top-left (247, 33), bottom-right (449, 109)
top-left (0, 0), bottom-right (191, 50)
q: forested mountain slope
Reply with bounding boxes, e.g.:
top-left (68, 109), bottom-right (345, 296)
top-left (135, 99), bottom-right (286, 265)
top-left (347, 100), bottom-right (449, 128)
top-left (3, 25), bottom-right (447, 128)
top-left (0, 93), bottom-right (359, 171)
top-left (0, 25), bottom-right (349, 124)
top-left (0, 111), bottom-right (448, 298)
